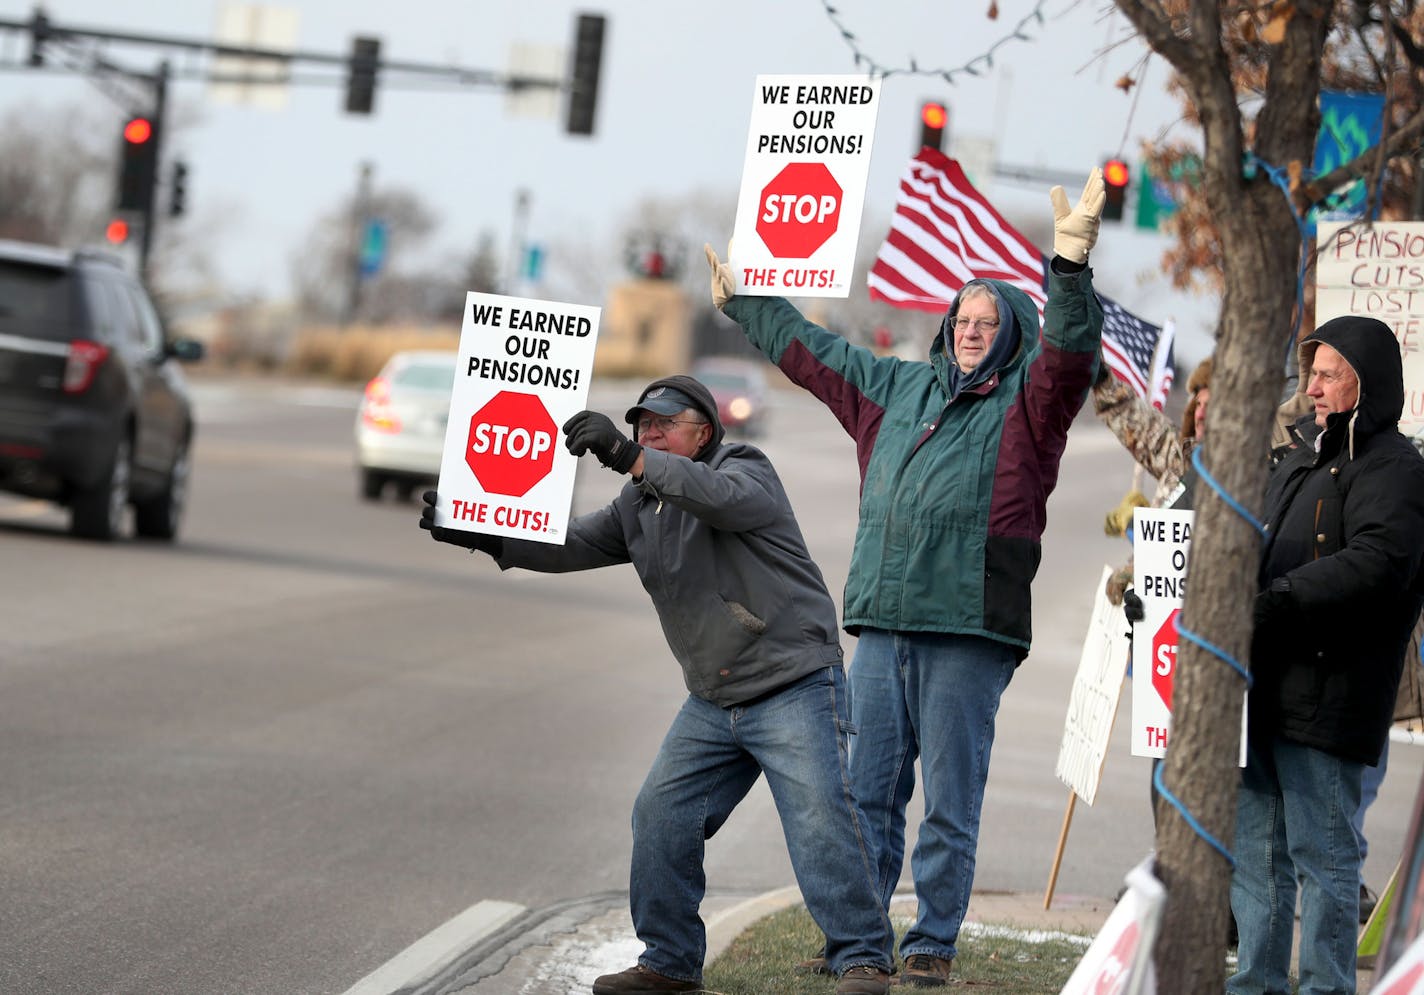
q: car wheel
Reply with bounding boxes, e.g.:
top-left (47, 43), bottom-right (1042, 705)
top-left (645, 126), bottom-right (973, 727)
top-left (71, 435), bottom-right (131, 541)
top-left (134, 437), bottom-right (190, 540)
top-left (361, 469), bottom-right (385, 501)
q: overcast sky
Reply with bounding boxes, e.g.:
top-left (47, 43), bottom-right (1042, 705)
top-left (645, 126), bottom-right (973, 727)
top-left (0, 0), bottom-right (1218, 358)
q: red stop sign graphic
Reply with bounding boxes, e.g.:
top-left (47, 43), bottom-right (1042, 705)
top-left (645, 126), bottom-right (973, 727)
top-left (756, 162), bottom-right (843, 258)
top-left (1151, 609), bottom-right (1181, 710)
top-left (1088, 920), bottom-right (1139, 995)
top-left (466, 391), bottom-right (556, 497)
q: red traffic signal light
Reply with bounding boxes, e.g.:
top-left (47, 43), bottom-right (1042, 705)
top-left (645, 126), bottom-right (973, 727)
top-left (123, 117), bottom-right (153, 145)
top-left (1102, 158), bottom-right (1129, 221)
top-left (919, 100), bottom-right (947, 152)
top-left (105, 219), bottom-right (129, 244)
top-left (117, 115), bottom-right (159, 212)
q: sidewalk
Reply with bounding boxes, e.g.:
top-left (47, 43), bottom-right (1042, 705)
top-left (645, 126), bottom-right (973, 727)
top-left (420, 887), bottom-right (1114, 995)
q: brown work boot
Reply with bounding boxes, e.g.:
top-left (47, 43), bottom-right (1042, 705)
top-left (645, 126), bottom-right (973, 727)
top-left (894, 953), bottom-right (953, 987)
top-left (794, 954), bottom-right (832, 976)
top-left (836, 964), bottom-right (891, 995)
top-left (591, 963), bottom-right (699, 994)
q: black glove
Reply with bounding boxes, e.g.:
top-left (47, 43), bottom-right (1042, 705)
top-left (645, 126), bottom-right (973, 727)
top-left (1094, 350), bottom-right (1112, 387)
top-left (419, 491), bottom-right (504, 557)
top-left (1122, 589), bottom-right (1145, 624)
top-left (1254, 577), bottom-right (1295, 628)
top-left (563, 410), bottom-right (642, 474)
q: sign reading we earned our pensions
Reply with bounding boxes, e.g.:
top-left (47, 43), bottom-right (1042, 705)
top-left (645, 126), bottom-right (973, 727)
top-left (730, 74), bottom-right (881, 299)
top-left (432, 292), bottom-right (600, 546)
top-left (1130, 507), bottom-right (1247, 763)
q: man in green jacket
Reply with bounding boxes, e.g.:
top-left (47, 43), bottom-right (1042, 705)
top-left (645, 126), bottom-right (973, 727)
top-left (704, 169), bottom-right (1105, 986)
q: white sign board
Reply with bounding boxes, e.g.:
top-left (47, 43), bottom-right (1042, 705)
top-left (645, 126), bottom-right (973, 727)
top-left (432, 292), bottom-right (599, 545)
top-left (1130, 507), bottom-right (1247, 762)
top-left (1316, 221), bottom-right (1424, 433)
top-left (1131, 508), bottom-right (1191, 758)
top-left (730, 74), bottom-right (881, 299)
top-left (1056, 566), bottom-right (1132, 805)
top-left (1059, 855), bottom-right (1164, 995)
top-left (1370, 931), bottom-right (1424, 994)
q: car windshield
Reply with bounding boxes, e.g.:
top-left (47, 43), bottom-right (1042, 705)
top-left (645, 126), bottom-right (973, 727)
top-left (391, 359), bottom-right (456, 391)
top-left (0, 262), bottom-right (75, 342)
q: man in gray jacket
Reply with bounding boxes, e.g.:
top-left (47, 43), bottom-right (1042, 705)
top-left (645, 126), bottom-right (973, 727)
top-left (420, 375), bottom-right (895, 995)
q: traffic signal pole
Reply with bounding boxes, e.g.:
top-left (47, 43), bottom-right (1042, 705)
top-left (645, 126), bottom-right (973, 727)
top-left (0, 7), bottom-right (603, 270)
top-left (136, 61), bottom-right (168, 279)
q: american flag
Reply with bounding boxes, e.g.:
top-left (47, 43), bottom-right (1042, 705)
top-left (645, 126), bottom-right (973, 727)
top-left (868, 147), bottom-right (1176, 409)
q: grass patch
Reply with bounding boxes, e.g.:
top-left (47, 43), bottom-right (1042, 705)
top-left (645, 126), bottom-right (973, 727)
top-left (703, 905), bottom-right (1090, 994)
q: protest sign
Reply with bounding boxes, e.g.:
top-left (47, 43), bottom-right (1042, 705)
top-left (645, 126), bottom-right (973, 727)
top-left (730, 74), bottom-right (880, 298)
top-left (1056, 566), bottom-right (1131, 805)
top-left (1130, 508), bottom-right (1193, 759)
top-left (433, 292), bottom-right (599, 545)
top-left (1059, 855), bottom-right (1164, 995)
top-left (1317, 221), bottom-right (1424, 433)
top-left (1129, 507), bottom-right (1247, 762)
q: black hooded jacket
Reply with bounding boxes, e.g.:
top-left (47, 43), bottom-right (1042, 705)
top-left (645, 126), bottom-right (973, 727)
top-left (1253, 315), bottom-right (1424, 764)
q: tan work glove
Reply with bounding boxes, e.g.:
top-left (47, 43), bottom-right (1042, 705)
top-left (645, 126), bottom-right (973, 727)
top-left (1104, 489), bottom-right (1149, 538)
top-left (1049, 168), bottom-right (1106, 264)
top-left (704, 243), bottom-right (734, 311)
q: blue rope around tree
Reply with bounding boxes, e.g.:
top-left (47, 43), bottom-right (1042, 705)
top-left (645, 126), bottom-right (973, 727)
top-left (1156, 442), bottom-right (1269, 865)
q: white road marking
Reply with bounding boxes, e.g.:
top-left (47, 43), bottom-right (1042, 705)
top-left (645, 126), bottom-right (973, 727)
top-left (341, 899), bottom-right (525, 995)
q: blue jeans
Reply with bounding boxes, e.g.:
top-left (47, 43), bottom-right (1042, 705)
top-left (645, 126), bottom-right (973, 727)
top-left (1229, 737), bottom-right (1364, 995)
top-left (1354, 738), bottom-right (1389, 888)
top-left (847, 629), bottom-right (1017, 962)
top-left (628, 666), bottom-right (893, 982)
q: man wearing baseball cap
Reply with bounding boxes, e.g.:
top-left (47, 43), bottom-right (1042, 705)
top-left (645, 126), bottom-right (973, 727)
top-left (421, 374), bottom-right (895, 995)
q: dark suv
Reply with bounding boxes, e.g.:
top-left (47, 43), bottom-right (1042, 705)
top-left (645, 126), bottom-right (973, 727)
top-left (0, 240), bottom-right (205, 540)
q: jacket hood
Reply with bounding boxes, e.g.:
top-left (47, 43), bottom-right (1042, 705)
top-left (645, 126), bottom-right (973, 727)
top-left (624, 374), bottom-right (725, 461)
top-left (929, 279), bottom-right (1041, 397)
top-left (1299, 315), bottom-right (1402, 441)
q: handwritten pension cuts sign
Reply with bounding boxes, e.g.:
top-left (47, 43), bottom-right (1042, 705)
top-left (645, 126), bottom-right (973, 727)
top-left (1055, 566), bottom-right (1131, 805)
top-left (730, 74), bottom-right (881, 298)
top-left (433, 292), bottom-right (599, 545)
top-left (1317, 221), bottom-right (1424, 433)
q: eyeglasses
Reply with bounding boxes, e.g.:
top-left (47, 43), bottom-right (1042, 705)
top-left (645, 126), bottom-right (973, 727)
top-left (636, 415), bottom-right (707, 436)
top-left (952, 316), bottom-right (1000, 334)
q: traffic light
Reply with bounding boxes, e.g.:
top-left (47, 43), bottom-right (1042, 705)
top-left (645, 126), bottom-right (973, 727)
top-left (1102, 157), bottom-right (1130, 222)
top-left (28, 9), bottom-right (49, 67)
top-left (565, 13), bottom-right (606, 136)
top-left (169, 160), bottom-right (188, 218)
top-left (117, 116), bottom-right (158, 213)
top-left (345, 36), bottom-right (381, 114)
top-left (919, 100), bottom-right (948, 152)
top-left (105, 219), bottom-right (130, 244)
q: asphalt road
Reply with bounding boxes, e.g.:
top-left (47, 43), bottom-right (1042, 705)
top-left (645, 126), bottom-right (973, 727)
top-left (1, 371), bottom-right (1418, 994)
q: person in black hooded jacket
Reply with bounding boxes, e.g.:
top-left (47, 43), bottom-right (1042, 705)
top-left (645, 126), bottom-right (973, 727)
top-left (421, 375), bottom-right (895, 995)
top-left (1231, 315), bottom-right (1424, 995)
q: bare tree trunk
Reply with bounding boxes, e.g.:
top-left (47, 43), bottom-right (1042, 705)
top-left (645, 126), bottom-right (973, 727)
top-left (1112, 2), bottom-right (1333, 989)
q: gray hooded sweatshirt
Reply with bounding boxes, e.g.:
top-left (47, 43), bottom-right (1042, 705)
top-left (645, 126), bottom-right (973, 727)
top-left (492, 374), bottom-right (843, 706)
